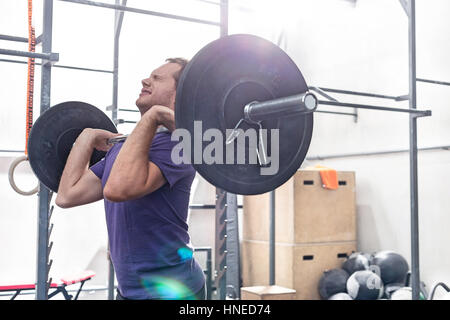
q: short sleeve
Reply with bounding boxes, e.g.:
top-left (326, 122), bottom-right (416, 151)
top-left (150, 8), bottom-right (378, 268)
top-left (90, 158), bottom-right (106, 179)
top-left (149, 133), bottom-right (194, 188)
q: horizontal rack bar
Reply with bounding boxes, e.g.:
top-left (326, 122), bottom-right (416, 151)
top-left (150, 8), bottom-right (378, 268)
top-left (45, 63), bottom-right (112, 73)
top-left (314, 86), bottom-right (401, 100)
top-left (417, 78), bottom-right (450, 87)
top-left (318, 100), bottom-right (431, 116)
top-left (315, 110), bottom-right (357, 117)
top-left (58, 0), bottom-right (221, 26)
top-left (0, 49), bottom-right (58, 61)
top-left (194, 247), bottom-right (213, 251)
top-left (0, 34), bottom-right (28, 43)
top-left (0, 58), bottom-right (113, 73)
top-left (0, 149), bottom-right (24, 153)
top-left (309, 87), bottom-right (339, 102)
top-left (117, 120), bottom-right (137, 124)
top-left (118, 108), bottom-right (139, 112)
top-left (189, 204), bottom-right (243, 209)
top-left (0, 34), bottom-right (43, 44)
top-left (307, 145), bottom-right (450, 161)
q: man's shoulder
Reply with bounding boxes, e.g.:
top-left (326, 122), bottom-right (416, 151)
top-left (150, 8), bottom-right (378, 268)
top-left (151, 131), bottom-right (178, 148)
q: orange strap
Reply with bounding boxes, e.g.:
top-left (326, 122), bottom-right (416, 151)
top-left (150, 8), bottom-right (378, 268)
top-left (25, 0), bottom-right (35, 155)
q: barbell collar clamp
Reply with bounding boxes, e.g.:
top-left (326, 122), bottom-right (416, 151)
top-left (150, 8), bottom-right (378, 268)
top-left (256, 122), bottom-right (270, 167)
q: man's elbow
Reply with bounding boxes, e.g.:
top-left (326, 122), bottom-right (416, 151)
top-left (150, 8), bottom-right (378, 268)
top-left (55, 194), bottom-right (74, 209)
top-left (103, 183), bottom-right (128, 202)
top-left (104, 180), bottom-right (151, 202)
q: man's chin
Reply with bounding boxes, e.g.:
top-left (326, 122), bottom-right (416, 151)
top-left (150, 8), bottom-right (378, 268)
top-left (136, 97), bottom-right (151, 109)
top-left (136, 101), bottom-right (156, 115)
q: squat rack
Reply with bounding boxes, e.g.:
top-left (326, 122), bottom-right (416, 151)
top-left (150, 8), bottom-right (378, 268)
top-left (0, 0), bottom-right (447, 300)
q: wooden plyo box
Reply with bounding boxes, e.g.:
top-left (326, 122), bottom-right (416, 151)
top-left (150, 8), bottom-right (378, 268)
top-left (241, 240), bottom-right (356, 300)
top-left (241, 285), bottom-right (296, 300)
top-left (243, 170), bottom-right (356, 243)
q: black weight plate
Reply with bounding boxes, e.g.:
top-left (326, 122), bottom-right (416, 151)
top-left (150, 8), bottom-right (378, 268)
top-left (176, 34), bottom-right (313, 195)
top-left (28, 101), bottom-right (118, 193)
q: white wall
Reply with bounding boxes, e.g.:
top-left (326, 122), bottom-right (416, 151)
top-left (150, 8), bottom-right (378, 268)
top-left (1, 0), bottom-right (449, 299)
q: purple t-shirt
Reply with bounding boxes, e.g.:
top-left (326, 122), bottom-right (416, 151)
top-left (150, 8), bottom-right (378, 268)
top-left (90, 131), bottom-right (204, 299)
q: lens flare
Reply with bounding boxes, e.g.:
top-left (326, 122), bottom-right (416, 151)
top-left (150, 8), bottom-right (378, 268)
top-left (141, 276), bottom-right (195, 300)
top-left (177, 247), bottom-right (193, 262)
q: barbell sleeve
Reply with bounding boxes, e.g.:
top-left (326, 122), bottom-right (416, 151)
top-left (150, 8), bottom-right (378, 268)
top-left (244, 92), bottom-right (317, 124)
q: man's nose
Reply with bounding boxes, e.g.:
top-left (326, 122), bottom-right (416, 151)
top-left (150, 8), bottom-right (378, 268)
top-left (142, 77), bottom-right (151, 87)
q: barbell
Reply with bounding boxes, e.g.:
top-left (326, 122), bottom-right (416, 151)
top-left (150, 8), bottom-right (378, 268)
top-left (15, 33), bottom-right (423, 196)
top-left (16, 34), bottom-right (315, 195)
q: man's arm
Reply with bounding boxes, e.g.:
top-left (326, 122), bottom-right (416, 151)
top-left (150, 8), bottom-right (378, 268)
top-left (55, 128), bottom-right (118, 208)
top-left (103, 106), bottom-right (174, 202)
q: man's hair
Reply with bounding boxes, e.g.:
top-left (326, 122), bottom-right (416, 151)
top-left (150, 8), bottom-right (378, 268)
top-left (166, 57), bottom-right (189, 88)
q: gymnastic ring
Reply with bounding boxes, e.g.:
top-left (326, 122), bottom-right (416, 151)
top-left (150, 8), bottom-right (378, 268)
top-left (8, 155), bottom-right (39, 196)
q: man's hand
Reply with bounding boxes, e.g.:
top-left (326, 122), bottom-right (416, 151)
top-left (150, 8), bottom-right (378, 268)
top-left (144, 105), bottom-right (175, 132)
top-left (81, 128), bottom-right (122, 152)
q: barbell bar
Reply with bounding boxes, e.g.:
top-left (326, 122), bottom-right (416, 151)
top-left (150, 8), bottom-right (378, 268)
top-left (17, 34), bottom-right (432, 196)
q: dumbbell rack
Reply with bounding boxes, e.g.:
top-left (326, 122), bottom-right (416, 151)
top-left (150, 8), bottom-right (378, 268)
top-left (1, 0), bottom-right (449, 300)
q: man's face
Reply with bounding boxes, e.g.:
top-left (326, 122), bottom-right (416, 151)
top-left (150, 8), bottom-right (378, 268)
top-left (136, 62), bottom-right (181, 113)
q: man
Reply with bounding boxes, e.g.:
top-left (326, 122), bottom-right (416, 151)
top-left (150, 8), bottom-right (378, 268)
top-left (55, 58), bottom-right (206, 300)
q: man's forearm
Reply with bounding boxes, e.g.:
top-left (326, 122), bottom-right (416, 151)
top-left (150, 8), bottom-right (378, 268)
top-left (107, 113), bottom-right (158, 190)
top-left (57, 130), bottom-right (95, 195)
